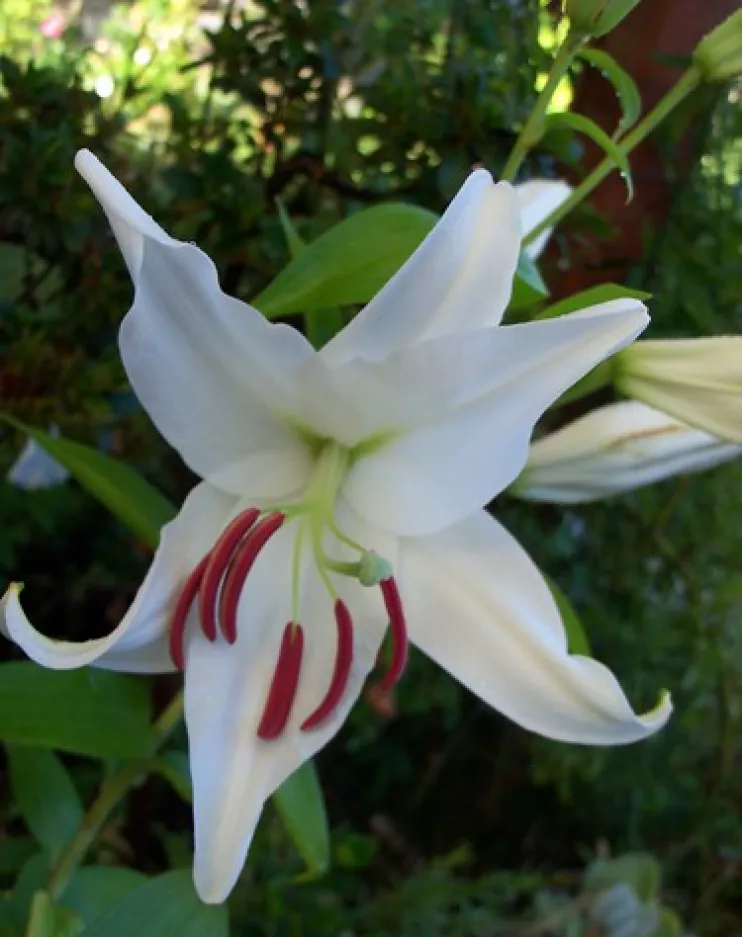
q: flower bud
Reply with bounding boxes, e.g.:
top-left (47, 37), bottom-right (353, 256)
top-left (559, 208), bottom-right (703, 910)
top-left (614, 337), bottom-right (742, 443)
top-left (694, 9), bottom-right (742, 81)
top-left (513, 401), bottom-right (742, 504)
top-left (565, 0), bottom-right (643, 38)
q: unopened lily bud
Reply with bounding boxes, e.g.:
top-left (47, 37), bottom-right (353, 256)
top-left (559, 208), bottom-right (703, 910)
top-left (565, 0), bottom-right (643, 38)
top-left (615, 337), bottom-right (742, 443)
top-left (694, 9), bottom-right (742, 81)
top-left (513, 401), bottom-right (742, 504)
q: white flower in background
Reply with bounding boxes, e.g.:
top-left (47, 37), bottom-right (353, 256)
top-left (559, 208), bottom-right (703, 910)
top-left (515, 178), bottom-right (572, 260)
top-left (513, 401), bottom-right (742, 504)
top-left (7, 427), bottom-right (68, 490)
top-left (1, 153), bottom-right (671, 904)
top-left (615, 337), bottom-right (742, 443)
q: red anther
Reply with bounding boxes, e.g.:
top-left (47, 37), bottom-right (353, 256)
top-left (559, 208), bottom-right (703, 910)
top-left (217, 512), bottom-right (285, 644)
top-left (197, 508), bottom-right (260, 641)
top-left (169, 554), bottom-right (210, 670)
top-left (301, 599), bottom-right (354, 732)
top-left (257, 623), bottom-right (304, 740)
top-left (378, 577), bottom-right (408, 690)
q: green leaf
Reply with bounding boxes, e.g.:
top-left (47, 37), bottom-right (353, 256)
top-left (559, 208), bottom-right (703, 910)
top-left (78, 870), bottom-right (228, 937)
top-left (25, 891), bottom-right (83, 937)
top-left (584, 853), bottom-right (662, 903)
top-left (6, 746), bottom-right (83, 855)
top-left (62, 868), bottom-right (148, 926)
top-left (579, 49), bottom-right (642, 138)
top-left (254, 203), bottom-right (438, 318)
top-left (305, 308), bottom-right (346, 349)
top-left (0, 417), bottom-right (176, 550)
top-left (154, 750), bottom-right (192, 803)
top-left (543, 577), bottom-right (591, 655)
top-left (509, 251), bottom-right (549, 310)
top-left (273, 761), bottom-right (330, 880)
top-left (536, 283), bottom-right (651, 320)
top-left (275, 198), bottom-right (307, 260)
top-left (0, 837), bottom-right (38, 874)
top-left (0, 663), bottom-right (152, 758)
top-left (545, 112), bottom-right (634, 201)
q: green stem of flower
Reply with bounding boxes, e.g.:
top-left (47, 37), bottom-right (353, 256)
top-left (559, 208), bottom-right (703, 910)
top-left (500, 35), bottom-right (583, 182)
top-left (45, 691), bottom-right (185, 902)
top-left (523, 66), bottom-right (702, 246)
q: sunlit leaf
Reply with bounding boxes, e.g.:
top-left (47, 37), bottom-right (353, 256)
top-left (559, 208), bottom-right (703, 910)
top-left (545, 112), bottom-right (634, 201)
top-left (579, 49), bottom-right (642, 138)
top-left (255, 202), bottom-right (437, 319)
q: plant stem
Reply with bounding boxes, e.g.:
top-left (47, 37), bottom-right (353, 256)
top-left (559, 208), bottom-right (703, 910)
top-left (46, 691), bottom-right (185, 901)
top-left (523, 66), bottom-right (702, 245)
top-left (500, 35), bottom-right (583, 182)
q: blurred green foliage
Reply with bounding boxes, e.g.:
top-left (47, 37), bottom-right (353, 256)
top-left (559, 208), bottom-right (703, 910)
top-left (0, 0), bottom-right (741, 934)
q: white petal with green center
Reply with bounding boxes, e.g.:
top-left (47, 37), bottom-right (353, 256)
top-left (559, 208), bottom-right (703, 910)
top-left (321, 170), bottom-right (521, 365)
top-left (185, 509), bottom-right (396, 903)
top-left (401, 510), bottom-right (672, 744)
top-left (0, 483), bottom-right (237, 672)
top-left (341, 301), bottom-right (648, 535)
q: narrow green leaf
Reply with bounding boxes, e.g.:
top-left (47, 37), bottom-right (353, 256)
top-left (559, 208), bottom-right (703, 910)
top-left (62, 868), bottom-right (148, 926)
top-left (543, 576), bottom-right (591, 656)
top-left (304, 308), bottom-right (346, 349)
top-left (272, 761), bottom-right (330, 880)
top-left (545, 112), bottom-right (634, 201)
top-left (536, 283), bottom-right (651, 320)
top-left (1, 416), bottom-right (176, 550)
top-left (79, 870), bottom-right (228, 937)
top-left (254, 203), bottom-right (437, 319)
top-left (7, 746), bottom-right (83, 855)
top-left (579, 49), bottom-right (642, 138)
top-left (509, 251), bottom-right (549, 310)
top-left (0, 663), bottom-right (152, 758)
top-left (275, 198), bottom-right (307, 259)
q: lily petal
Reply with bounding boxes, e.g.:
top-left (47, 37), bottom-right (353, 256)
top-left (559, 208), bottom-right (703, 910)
top-left (75, 150), bottom-right (314, 495)
top-left (342, 300), bottom-right (648, 535)
top-left (402, 510), bottom-right (672, 744)
top-left (185, 510), bottom-right (395, 903)
top-left (515, 401), bottom-right (742, 503)
top-left (516, 179), bottom-right (572, 260)
top-left (1, 482), bottom-right (237, 672)
top-left (321, 170), bottom-right (521, 365)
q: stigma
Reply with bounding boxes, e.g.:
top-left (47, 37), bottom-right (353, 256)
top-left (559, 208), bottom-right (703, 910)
top-left (168, 505), bottom-right (408, 741)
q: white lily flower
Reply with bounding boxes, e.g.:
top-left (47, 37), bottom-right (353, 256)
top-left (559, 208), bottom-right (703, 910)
top-left (0, 152), bottom-right (671, 904)
top-left (7, 427), bottom-right (69, 490)
top-left (515, 178), bottom-right (572, 260)
top-left (615, 337), bottom-right (742, 444)
top-left (514, 401), bottom-right (742, 504)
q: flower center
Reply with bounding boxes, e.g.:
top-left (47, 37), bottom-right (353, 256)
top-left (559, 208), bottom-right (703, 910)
top-left (169, 443), bottom-right (408, 741)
